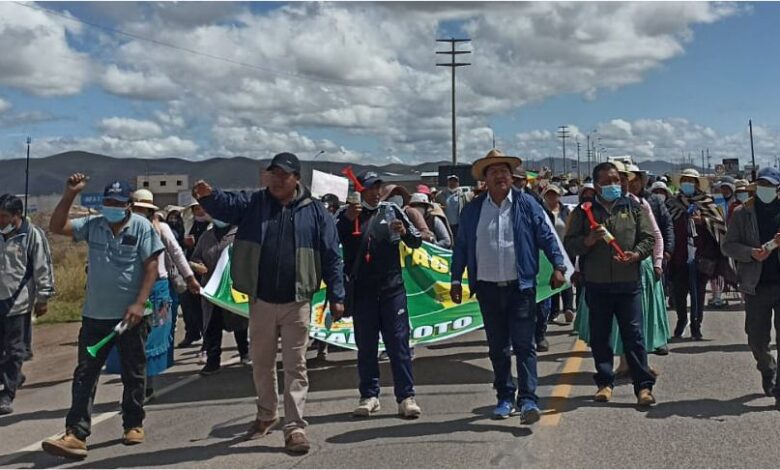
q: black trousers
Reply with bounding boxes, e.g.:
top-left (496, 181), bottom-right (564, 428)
top-left (0, 314), bottom-right (26, 401)
top-left (744, 282), bottom-right (780, 397)
top-left (66, 317), bottom-right (150, 440)
top-left (586, 283), bottom-right (655, 394)
top-left (180, 291), bottom-right (203, 341)
top-left (671, 264), bottom-right (708, 328)
top-left (203, 307), bottom-right (248, 366)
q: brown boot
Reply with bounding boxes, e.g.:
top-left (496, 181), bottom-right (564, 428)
top-left (41, 429), bottom-right (87, 460)
top-left (244, 417), bottom-right (279, 441)
top-left (285, 430), bottom-right (310, 454)
top-left (594, 386), bottom-right (613, 402)
top-left (122, 427), bottom-right (145, 445)
top-left (637, 388), bottom-right (656, 407)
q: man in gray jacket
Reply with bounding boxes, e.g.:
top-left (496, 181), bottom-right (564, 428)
top-left (0, 194), bottom-right (54, 415)
top-left (722, 167), bottom-right (780, 410)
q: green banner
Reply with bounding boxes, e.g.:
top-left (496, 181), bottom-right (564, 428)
top-left (202, 238), bottom-right (571, 351)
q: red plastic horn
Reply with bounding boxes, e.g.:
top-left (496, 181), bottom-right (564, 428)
top-left (341, 166), bottom-right (365, 193)
top-left (581, 202), bottom-right (626, 258)
top-left (342, 166), bottom-right (364, 236)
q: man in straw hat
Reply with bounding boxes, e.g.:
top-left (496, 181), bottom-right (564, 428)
top-left (722, 167), bottom-right (780, 408)
top-left (666, 168), bottom-right (727, 340)
top-left (451, 149), bottom-right (567, 424)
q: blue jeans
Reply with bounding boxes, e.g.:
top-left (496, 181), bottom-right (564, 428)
top-left (353, 288), bottom-right (415, 403)
top-left (585, 282), bottom-right (655, 394)
top-left (477, 282), bottom-right (538, 405)
top-left (535, 298), bottom-right (551, 342)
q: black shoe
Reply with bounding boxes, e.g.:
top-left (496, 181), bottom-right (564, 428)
top-left (673, 321), bottom-right (687, 338)
top-left (0, 395), bottom-right (13, 415)
top-left (775, 398), bottom-right (780, 411)
top-left (199, 362), bottom-right (221, 376)
top-left (690, 324), bottom-right (703, 341)
top-left (653, 345), bottom-right (670, 356)
top-left (177, 337), bottom-right (201, 349)
top-left (536, 338), bottom-right (549, 353)
top-left (22, 351), bottom-right (33, 362)
top-left (762, 373), bottom-right (776, 397)
top-left (17, 373), bottom-right (26, 388)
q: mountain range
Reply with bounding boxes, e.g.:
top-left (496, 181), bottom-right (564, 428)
top-left (1, 151), bottom-right (707, 196)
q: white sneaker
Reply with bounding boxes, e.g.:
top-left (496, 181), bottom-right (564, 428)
top-left (197, 350), bottom-right (207, 365)
top-left (398, 397), bottom-right (421, 419)
top-left (352, 397), bottom-right (381, 417)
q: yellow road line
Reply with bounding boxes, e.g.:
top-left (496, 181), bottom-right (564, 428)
top-left (540, 339), bottom-right (588, 427)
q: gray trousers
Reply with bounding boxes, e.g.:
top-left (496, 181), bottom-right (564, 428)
top-left (744, 282), bottom-right (780, 396)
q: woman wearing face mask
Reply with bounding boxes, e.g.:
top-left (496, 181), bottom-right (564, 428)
top-left (666, 169), bottom-right (727, 340)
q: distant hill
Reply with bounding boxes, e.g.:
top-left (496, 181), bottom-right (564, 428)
top-left (1, 151), bottom-right (704, 196)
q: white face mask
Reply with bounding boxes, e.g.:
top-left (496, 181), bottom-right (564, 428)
top-left (654, 193), bottom-right (667, 203)
top-left (736, 192), bottom-right (749, 203)
top-left (0, 222), bottom-right (16, 235)
top-left (756, 186), bottom-right (778, 204)
top-left (361, 200), bottom-right (379, 211)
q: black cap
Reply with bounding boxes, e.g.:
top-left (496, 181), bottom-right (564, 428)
top-left (358, 171), bottom-right (383, 188)
top-left (267, 152), bottom-right (301, 175)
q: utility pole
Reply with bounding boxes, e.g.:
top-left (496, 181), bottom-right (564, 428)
top-left (706, 148), bottom-right (712, 170)
top-left (558, 125), bottom-right (570, 176)
top-left (586, 134), bottom-right (592, 178)
top-left (576, 138), bottom-right (581, 180)
top-left (24, 136), bottom-right (31, 218)
top-left (749, 119), bottom-right (757, 181)
top-left (701, 149), bottom-right (705, 172)
top-left (436, 38), bottom-right (471, 165)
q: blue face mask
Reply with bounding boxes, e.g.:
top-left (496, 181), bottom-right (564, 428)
top-left (599, 184), bottom-right (622, 202)
top-left (101, 206), bottom-right (127, 223)
top-left (680, 182), bottom-right (696, 196)
top-left (212, 219), bottom-right (229, 228)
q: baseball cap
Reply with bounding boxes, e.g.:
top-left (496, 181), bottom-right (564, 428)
top-left (757, 167), bottom-right (780, 186)
top-left (267, 152), bottom-right (301, 175)
top-left (417, 184), bottom-right (432, 195)
top-left (447, 174), bottom-right (459, 181)
top-left (358, 171), bottom-right (383, 188)
top-left (103, 180), bottom-right (133, 203)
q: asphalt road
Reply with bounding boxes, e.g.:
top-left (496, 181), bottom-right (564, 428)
top-left (1, 302), bottom-right (779, 468)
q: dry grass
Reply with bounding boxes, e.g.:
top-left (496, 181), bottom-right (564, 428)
top-left (30, 212), bottom-right (87, 324)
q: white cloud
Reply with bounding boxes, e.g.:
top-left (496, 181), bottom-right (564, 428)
top-left (0, 3), bottom-right (92, 96)
top-left (100, 65), bottom-right (180, 101)
top-left (0, 2), bottom-right (745, 164)
top-left (98, 117), bottom-right (163, 141)
top-left (511, 117), bottom-right (780, 171)
top-left (0, 98), bottom-right (10, 114)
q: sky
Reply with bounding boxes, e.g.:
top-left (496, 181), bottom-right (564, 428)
top-left (0, 1), bottom-right (778, 169)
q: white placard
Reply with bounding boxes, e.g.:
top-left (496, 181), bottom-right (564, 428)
top-left (310, 170), bottom-right (349, 202)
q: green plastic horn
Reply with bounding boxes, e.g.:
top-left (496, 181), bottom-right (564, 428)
top-left (86, 321), bottom-right (129, 358)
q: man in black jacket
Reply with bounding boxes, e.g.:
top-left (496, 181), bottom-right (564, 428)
top-left (337, 171), bottom-right (423, 419)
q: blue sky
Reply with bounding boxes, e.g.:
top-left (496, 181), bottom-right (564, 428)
top-left (0, 1), bottom-right (777, 167)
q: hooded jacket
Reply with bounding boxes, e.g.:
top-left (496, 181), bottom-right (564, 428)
top-left (198, 184), bottom-right (345, 304)
top-left (0, 219), bottom-right (55, 316)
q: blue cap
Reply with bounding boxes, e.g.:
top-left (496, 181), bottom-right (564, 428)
top-left (102, 180), bottom-right (133, 202)
top-left (358, 171), bottom-right (383, 188)
top-left (757, 167), bottom-right (780, 186)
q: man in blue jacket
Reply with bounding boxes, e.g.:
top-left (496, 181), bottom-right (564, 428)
top-left (450, 149), bottom-right (567, 424)
top-left (193, 152), bottom-right (345, 454)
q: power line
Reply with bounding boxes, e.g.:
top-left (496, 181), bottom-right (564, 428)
top-left (13, 1), bottom-right (385, 90)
